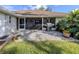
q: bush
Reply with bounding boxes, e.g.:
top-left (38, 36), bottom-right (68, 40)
top-left (57, 9), bottom-right (79, 39)
top-left (69, 27), bottom-right (78, 37)
top-left (75, 32), bottom-right (79, 39)
top-left (57, 19), bottom-right (70, 32)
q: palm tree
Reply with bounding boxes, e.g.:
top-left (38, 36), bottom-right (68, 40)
top-left (67, 9), bottom-right (79, 36)
top-left (57, 9), bottom-right (79, 37)
top-left (70, 9), bottom-right (79, 20)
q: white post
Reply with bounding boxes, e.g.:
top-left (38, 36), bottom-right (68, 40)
top-left (47, 18), bottom-right (50, 31)
top-left (18, 18), bottom-right (20, 30)
top-left (42, 17), bottom-right (43, 30)
top-left (48, 18), bottom-right (50, 23)
top-left (55, 18), bottom-right (56, 27)
top-left (24, 18), bottom-right (25, 30)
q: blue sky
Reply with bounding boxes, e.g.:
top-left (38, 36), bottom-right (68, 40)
top-left (2, 5), bottom-right (79, 13)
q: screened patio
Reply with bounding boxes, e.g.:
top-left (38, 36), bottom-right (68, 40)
top-left (16, 17), bottom-right (56, 31)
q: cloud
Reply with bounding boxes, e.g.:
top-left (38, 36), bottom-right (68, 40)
top-left (22, 5), bottom-right (36, 10)
top-left (2, 5), bottom-right (16, 11)
top-left (1, 5), bottom-right (36, 11)
top-left (22, 5), bottom-right (48, 10)
top-left (35, 5), bottom-right (47, 10)
top-left (1, 5), bottom-right (48, 11)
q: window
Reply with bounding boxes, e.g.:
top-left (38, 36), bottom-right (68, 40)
top-left (50, 18), bottom-right (55, 24)
top-left (35, 20), bottom-right (41, 24)
top-left (19, 18), bottom-right (25, 29)
top-left (20, 18), bottom-right (24, 24)
top-left (9, 16), bottom-right (11, 23)
top-left (20, 25), bottom-right (24, 28)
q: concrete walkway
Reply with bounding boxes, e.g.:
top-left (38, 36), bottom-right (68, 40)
top-left (19, 30), bottom-right (75, 41)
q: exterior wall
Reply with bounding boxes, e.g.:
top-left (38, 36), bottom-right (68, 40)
top-left (0, 12), bottom-right (17, 37)
top-left (10, 16), bottom-right (17, 32)
top-left (0, 13), bottom-right (6, 37)
top-left (5, 15), bottom-right (17, 35)
top-left (5, 15), bottom-right (10, 35)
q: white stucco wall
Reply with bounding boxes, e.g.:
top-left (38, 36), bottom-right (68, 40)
top-left (0, 13), bottom-right (6, 37)
top-left (5, 15), bottom-right (17, 34)
top-left (10, 16), bottom-right (16, 32)
top-left (0, 13), bottom-right (17, 37)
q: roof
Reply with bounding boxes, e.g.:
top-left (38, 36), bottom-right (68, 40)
top-left (0, 6), bottom-right (17, 17)
top-left (0, 6), bottom-right (68, 18)
top-left (14, 10), bottom-right (68, 17)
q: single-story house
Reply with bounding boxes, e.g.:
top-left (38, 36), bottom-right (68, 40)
top-left (0, 6), bottom-right (67, 37)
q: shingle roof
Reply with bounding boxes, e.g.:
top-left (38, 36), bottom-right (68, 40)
top-left (15, 10), bottom-right (68, 17)
top-left (0, 6), bottom-right (68, 18)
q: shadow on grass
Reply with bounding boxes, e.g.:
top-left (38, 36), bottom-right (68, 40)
top-left (2, 46), bottom-right (17, 54)
top-left (25, 40), bottom-right (64, 54)
top-left (71, 41), bottom-right (79, 44)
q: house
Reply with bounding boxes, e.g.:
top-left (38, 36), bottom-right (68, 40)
top-left (0, 6), bottom-right (67, 37)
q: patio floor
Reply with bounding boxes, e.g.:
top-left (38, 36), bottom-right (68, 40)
top-left (18, 30), bottom-right (76, 41)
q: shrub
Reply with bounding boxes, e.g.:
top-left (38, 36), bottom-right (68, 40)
top-left (69, 27), bottom-right (78, 37)
top-left (57, 9), bottom-right (79, 39)
top-left (57, 19), bottom-right (70, 32)
top-left (75, 32), bottom-right (79, 39)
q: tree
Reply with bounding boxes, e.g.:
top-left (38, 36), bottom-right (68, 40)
top-left (45, 7), bottom-right (52, 11)
top-left (35, 5), bottom-right (52, 11)
top-left (38, 6), bottom-right (45, 10)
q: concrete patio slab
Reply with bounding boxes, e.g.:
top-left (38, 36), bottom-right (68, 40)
top-left (19, 30), bottom-right (65, 41)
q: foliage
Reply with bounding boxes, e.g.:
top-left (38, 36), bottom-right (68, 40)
top-left (35, 5), bottom-right (52, 11)
top-left (75, 32), bottom-right (79, 39)
top-left (57, 19), bottom-right (70, 32)
top-left (1, 40), bottom-right (79, 54)
top-left (57, 9), bottom-right (79, 39)
top-left (38, 6), bottom-right (45, 10)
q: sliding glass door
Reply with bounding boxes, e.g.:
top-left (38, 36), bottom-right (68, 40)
top-left (18, 18), bottom-right (25, 30)
top-left (18, 18), bottom-right (42, 30)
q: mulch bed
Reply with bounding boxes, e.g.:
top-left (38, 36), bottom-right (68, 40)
top-left (0, 41), bottom-right (5, 46)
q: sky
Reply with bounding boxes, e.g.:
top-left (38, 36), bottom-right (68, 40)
top-left (2, 5), bottom-right (79, 13)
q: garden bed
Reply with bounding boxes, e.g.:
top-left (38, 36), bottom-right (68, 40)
top-left (0, 41), bottom-right (5, 45)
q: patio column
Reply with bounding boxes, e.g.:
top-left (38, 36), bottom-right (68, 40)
top-left (48, 17), bottom-right (50, 23)
top-left (18, 18), bottom-right (20, 30)
top-left (42, 17), bottom-right (44, 30)
top-left (24, 18), bottom-right (26, 30)
top-left (47, 18), bottom-right (50, 31)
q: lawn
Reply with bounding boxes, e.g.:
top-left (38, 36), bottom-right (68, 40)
top-left (1, 39), bottom-right (79, 54)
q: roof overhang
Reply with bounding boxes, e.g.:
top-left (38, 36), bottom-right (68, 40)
top-left (0, 6), bottom-right (68, 18)
top-left (15, 14), bottom-right (66, 18)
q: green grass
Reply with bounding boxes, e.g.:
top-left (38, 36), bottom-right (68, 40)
top-left (1, 39), bottom-right (79, 54)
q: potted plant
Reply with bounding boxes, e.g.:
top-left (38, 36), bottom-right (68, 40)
top-left (63, 29), bottom-right (71, 38)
